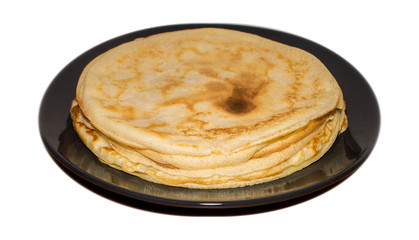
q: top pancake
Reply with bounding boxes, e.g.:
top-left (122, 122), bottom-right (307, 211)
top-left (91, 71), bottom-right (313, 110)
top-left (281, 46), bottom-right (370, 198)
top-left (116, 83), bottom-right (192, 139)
top-left (76, 28), bottom-right (343, 156)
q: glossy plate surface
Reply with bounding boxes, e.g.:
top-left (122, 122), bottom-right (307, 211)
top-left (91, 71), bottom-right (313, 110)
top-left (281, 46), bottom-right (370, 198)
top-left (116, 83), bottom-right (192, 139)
top-left (39, 24), bottom-right (380, 210)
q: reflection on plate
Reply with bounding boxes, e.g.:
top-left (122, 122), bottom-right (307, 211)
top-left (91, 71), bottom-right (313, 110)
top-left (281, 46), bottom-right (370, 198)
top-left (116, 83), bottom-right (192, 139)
top-left (39, 24), bottom-right (380, 210)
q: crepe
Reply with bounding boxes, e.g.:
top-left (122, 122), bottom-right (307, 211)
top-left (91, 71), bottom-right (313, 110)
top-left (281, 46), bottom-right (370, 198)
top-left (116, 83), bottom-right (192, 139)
top-left (71, 28), bottom-right (347, 189)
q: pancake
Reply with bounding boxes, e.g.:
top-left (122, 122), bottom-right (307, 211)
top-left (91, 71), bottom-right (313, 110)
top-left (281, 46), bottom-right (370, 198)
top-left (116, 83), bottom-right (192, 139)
top-left (71, 27), bottom-right (347, 189)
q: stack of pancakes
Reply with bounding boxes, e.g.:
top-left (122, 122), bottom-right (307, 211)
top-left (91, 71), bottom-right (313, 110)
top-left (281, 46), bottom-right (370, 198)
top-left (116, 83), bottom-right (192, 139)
top-left (70, 28), bottom-right (347, 189)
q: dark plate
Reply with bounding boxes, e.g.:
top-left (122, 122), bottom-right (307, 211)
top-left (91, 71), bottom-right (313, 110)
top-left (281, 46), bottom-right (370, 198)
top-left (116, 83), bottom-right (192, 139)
top-left (39, 24), bottom-right (380, 212)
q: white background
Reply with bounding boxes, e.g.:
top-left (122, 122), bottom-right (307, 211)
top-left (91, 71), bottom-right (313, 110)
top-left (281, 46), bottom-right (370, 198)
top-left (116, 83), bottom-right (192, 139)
top-left (2, 0), bottom-right (418, 239)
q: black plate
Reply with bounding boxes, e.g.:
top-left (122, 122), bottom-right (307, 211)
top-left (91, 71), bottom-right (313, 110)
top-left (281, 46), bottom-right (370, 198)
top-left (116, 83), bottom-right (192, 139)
top-left (39, 24), bottom-right (380, 212)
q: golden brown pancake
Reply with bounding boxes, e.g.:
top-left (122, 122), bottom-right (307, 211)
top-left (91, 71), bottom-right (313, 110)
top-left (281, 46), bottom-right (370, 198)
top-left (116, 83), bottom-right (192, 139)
top-left (71, 28), bottom-right (347, 189)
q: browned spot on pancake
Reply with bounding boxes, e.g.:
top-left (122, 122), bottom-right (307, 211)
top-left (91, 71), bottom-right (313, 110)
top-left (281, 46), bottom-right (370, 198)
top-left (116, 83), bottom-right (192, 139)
top-left (103, 147), bottom-right (116, 154)
top-left (71, 104), bottom-right (99, 142)
top-left (257, 56), bottom-right (275, 75)
top-left (159, 76), bottom-right (185, 96)
top-left (74, 121), bottom-right (99, 142)
top-left (160, 93), bottom-right (204, 112)
top-left (217, 46), bottom-right (243, 63)
top-left (205, 81), bottom-right (228, 92)
top-left (206, 124), bottom-right (249, 136)
top-left (176, 46), bottom-right (208, 60)
top-left (290, 61), bottom-right (309, 80)
top-left (222, 96), bottom-right (256, 114)
top-left (199, 68), bottom-right (219, 78)
top-left (103, 102), bottom-right (137, 121)
top-left (284, 60), bottom-right (309, 104)
top-left (70, 103), bottom-right (80, 117)
top-left (96, 72), bottom-right (144, 100)
top-left (85, 128), bottom-right (99, 142)
top-left (217, 73), bottom-right (269, 115)
top-left (153, 161), bottom-right (178, 169)
top-left (148, 122), bottom-right (168, 128)
top-left (116, 54), bottom-right (130, 64)
top-left (138, 47), bottom-right (165, 59)
top-left (310, 77), bottom-right (323, 99)
top-left (176, 116), bottom-right (209, 136)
